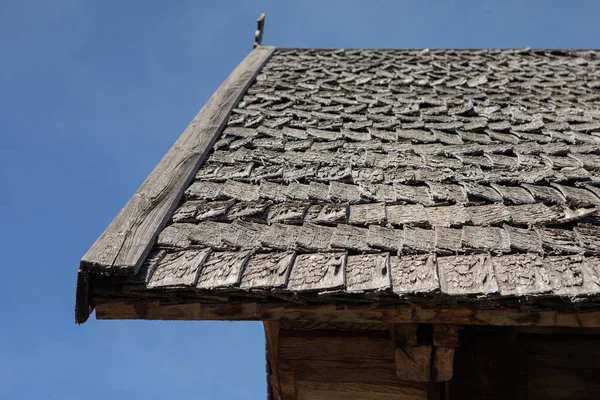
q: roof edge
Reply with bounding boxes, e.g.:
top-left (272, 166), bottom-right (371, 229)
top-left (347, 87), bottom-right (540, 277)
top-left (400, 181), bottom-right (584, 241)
top-left (75, 45), bottom-right (276, 323)
top-left (275, 47), bottom-right (600, 52)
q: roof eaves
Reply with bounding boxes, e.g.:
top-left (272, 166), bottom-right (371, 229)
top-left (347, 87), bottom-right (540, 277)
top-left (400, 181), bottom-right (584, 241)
top-left (75, 45), bottom-right (276, 323)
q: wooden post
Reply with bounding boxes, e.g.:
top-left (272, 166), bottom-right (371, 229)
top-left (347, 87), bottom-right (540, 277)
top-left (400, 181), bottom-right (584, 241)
top-left (393, 324), bottom-right (432, 382)
top-left (432, 325), bottom-right (460, 382)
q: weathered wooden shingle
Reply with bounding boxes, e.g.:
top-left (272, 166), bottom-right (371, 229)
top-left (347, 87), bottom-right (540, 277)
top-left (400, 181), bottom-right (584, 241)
top-left (80, 48), bottom-right (600, 322)
top-left (196, 250), bottom-right (251, 289)
top-left (239, 251), bottom-right (295, 289)
top-left (438, 254), bottom-right (498, 295)
top-left (345, 253), bottom-right (391, 292)
top-left (148, 249), bottom-right (211, 288)
top-left (390, 254), bottom-right (439, 294)
top-left (287, 252), bottom-right (346, 291)
top-left (492, 253), bottom-right (552, 296)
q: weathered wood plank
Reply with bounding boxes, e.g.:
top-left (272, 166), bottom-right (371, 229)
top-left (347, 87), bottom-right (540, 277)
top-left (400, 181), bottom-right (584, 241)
top-left (287, 252), bottom-right (346, 292)
top-left (390, 254), bottom-right (439, 294)
top-left (426, 181), bottom-right (467, 204)
top-left (345, 253), bottom-right (391, 292)
top-left (503, 225), bottom-right (543, 253)
top-left (395, 345), bottom-right (432, 382)
top-left (95, 302), bottom-right (600, 327)
top-left (239, 251), bottom-right (295, 289)
top-left (222, 220), bottom-right (266, 249)
top-left (157, 222), bottom-right (233, 250)
top-left (329, 182), bottom-right (362, 203)
top-left (196, 250), bottom-right (251, 289)
top-left (80, 46), bottom-right (275, 275)
top-left (402, 227), bottom-right (436, 252)
top-left (195, 200), bottom-right (235, 221)
top-left (492, 253), bottom-right (552, 296)
top-left (425, 205), bottom-right (470, 227)
top-left (367, 225), bottom-right (402, 252)
top-left (261, 224), bottom-right (302, 251)
top-left (222, 180), bottom-right (260, 201)
top-left (279, 371), bottom-right (297, 400)
top-left (575, 225), bottom-right (600, 253)
top-left (467, 204), bottom-right (511, 226)
top-left (432, 325), bottom-right (460, 348)
top-left (171, 200), bottom-right (204, 222)
top-left (314, 204), bottom-right (347, 225)
top-left (433, 347), bottom-right (455, 383)
top-left (507, 203), bottom-right (559, 225)
top-left (545, 254), bottom-right (589, 295)
top-left (386, 204), bottom-right (428, 226)
top-left (462, 226), bottom-right (511, 253)
top-left (522, 183), bottom-right (566, 204)
top-left (267, 202), bottom-right (309, 224)
top-left (551, 183), bottom-right (600, 207)
top-left (348, 203), bottom-right (387, 225)
top-left (331, 224), bottom-right (371, 252)
top-left (535, 227), bottom-right (583, 254)
top-left (434, 227), bottom-right (462, 251)
top-left (278, 330), bottom-right (393, 362)
top-left (294, 381), bottom-right (427, 400)
top-left (491, 183), bottom-right (536, 205)
top-left (226, 200), bottom-right (269, 220)
top-left (393, 184), bottom-right (433, 205)
top-left (280, 359), bottom-right (406, 387)
top-left (296, 223), bottom-right (335, 251)
top-left (147, 249), bottom-right (211, 288)
top-left (264, 321), bottom-right (282, 400)
top-left (438, 254), bottom-right (499, 295)
top-left (184, 181), bottom-right (224, 200)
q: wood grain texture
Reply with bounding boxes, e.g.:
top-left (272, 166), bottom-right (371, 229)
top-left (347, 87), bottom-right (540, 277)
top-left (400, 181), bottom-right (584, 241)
top-left (287, 252), bottom-right (346, 292)
top-left (295, 381), bottom-right (426, 400)
top-left (433, 347), bottom-right (455, 382)
top-left (348, 203), bottom-right (387, 225)
top-left (240, 251), bottom-right (295, 289)
top-left (345, 253), bottom-right (391, 292)
top-left (386, 204), bottom-right (428, 226)
top-left (331, 224), bottom-right (371, 252)
top-left (296, 223), bottom-right (335, 251)
top-left (95, 301), bottom-right (600, 327)
top-left (80, 45), bottom-right (275, 275)
top-left (367, 225), bottom-right (402, 252)
top-left (492, 253), bottom-right (552, 296)
top-left (438, 253), bottom-right (499, 295)
top-left (390, 254), bottom-right (438, 294)
top-left (147, 248), bottom-right (211, 288)
top-left (264, 321), bottom-right (282, 400)
top-left (395, 345), bottom-right (432, 382)
top-left (278, 330), bottom-right (393, 362)
top-left (196, 250), bottom-right (251, 289)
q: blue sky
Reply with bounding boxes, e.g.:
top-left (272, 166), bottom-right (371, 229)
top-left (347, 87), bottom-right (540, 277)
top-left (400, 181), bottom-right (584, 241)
top-left (1, 0), bottom-right (599, 398)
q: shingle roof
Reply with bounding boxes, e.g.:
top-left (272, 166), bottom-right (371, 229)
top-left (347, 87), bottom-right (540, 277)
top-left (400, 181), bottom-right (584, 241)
top-left (80, 48), bottom-right (600, 321)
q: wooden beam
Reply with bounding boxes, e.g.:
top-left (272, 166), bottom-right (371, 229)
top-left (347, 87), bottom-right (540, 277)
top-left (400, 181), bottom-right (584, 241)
top-left (432, 325), bottom-right (460, 382)
top-left (432, 347), bottom-right (455, 382)
top-left (294, 381), bottom-right (427, 400)
top-left (80, 45), bottom-right (275, 276)
top-left (94, 301), bottom-right (600, 328)
top-left (265, 321), bottom-right (282, 400)
top-left (395, 345), bottom-right (432, 382)
top-left (279, 371), bottom-right (297, 400)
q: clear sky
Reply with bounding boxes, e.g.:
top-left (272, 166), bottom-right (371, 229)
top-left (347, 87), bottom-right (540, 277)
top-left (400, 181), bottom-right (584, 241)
top-left (1, 1), bottom-right (599, 399)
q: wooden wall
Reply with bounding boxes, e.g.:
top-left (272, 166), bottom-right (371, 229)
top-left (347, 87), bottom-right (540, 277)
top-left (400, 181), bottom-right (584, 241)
top-left (451, 327), bottom-right (600, 400)
top-left (267, 323), bottom-right (600, 400)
